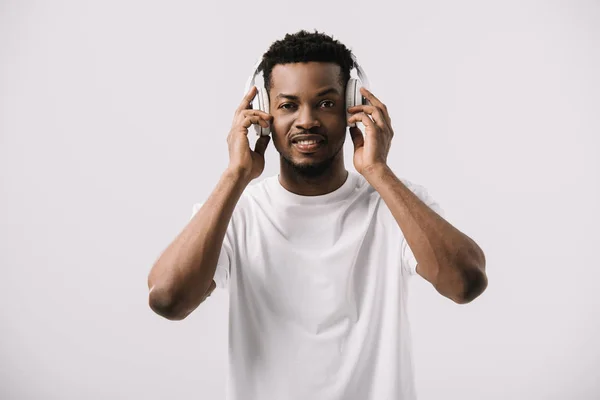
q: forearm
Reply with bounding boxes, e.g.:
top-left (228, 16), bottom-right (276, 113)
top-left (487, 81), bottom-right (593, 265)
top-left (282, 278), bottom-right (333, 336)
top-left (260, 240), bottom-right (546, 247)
top-left (148, 168), bottom-right (249, 319)
top-left (364, 164), bottom-right (486, 303)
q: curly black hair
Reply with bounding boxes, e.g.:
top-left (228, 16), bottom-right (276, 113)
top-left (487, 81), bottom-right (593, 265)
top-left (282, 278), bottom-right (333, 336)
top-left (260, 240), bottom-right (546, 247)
top-left (258, 29), bottom-right (355, 95)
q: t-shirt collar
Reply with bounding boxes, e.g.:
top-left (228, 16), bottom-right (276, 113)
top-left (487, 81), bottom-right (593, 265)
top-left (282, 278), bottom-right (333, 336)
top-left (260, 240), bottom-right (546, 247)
top-left (270, 170), bottom-right (357, 205)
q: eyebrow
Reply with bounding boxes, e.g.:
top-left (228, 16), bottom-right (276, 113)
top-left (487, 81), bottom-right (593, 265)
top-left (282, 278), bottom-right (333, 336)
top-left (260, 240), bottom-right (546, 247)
top-left (275, 87), bottom-right (340, 101)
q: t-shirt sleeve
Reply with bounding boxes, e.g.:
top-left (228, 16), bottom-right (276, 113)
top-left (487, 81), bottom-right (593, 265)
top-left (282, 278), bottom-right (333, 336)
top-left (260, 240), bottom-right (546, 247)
top-left (190, 203), bottom-right (232, 290)
top-left (399, 180), bottom-right (445, 277)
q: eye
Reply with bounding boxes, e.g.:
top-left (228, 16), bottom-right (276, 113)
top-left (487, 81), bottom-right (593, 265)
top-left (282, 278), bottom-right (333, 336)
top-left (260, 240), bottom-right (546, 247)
top-left (320, 100), bottom-right (335, 108)
top-left (279, 103), bottom-right (297, 110)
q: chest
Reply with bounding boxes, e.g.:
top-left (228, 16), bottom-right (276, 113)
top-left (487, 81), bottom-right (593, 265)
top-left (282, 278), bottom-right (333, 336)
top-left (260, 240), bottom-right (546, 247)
top-left (232, 198), bottom-right (402, 333)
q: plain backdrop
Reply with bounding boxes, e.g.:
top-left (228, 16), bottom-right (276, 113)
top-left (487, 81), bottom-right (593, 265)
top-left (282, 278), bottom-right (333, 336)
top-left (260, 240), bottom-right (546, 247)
top-left (1, 0), bottom-right (599, 399)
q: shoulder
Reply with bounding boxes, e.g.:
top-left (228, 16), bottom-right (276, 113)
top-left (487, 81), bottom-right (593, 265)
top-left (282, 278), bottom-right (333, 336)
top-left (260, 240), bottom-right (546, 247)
top-left (221, 174), bottom-right (280, 223)
top-left (239, 174), bottom-right (277, 207)
top-left (190, 175), bottom-right (276, 220)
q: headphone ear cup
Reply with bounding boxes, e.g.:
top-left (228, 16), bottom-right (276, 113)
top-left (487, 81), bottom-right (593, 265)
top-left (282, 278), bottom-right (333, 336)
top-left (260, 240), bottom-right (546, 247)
top-left (346, 78), bottom-right (361, 128)
top-left (254, 85), bottom-right (270, 136)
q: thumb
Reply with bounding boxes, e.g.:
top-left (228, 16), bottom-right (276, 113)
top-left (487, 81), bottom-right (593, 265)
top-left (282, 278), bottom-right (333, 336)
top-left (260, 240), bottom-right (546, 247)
top-left (254, 134), bottom-right (271, 156)
top-left (349, 127), bottom-right (364, 151)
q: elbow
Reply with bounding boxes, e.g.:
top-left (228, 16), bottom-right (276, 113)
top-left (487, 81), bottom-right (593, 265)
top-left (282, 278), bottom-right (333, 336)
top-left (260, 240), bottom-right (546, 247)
top-left (453, 243), bottom-right (488, 304)
top-left (434, 261), bottom-right (488, 305)
top-left (455, 266), bottom-right (488, 305)
top-left (148, 286), bottom-right (190, 321)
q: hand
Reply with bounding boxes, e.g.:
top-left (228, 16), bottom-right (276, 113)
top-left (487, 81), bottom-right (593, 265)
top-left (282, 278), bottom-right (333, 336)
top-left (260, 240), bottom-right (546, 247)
top-left (346, 87), bottom-right (394, 176)
top-left (226, 86), bottom-right (273, 182)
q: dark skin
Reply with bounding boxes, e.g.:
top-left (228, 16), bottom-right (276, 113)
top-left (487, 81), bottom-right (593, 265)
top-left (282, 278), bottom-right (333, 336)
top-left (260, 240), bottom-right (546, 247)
top-left (147, 61), bottom-right (487, 320)
top-left (243, 61), bottom-right (487, 304)
top-left (267, 62), bottom-right (349, 196)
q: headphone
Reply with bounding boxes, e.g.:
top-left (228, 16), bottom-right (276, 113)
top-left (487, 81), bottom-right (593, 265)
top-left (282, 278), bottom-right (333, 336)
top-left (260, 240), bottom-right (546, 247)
top-left (243, 53), bottom-right (371, 136)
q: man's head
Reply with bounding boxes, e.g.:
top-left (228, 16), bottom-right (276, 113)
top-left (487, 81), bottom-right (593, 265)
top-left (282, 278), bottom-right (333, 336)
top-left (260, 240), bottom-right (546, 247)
top-left (258, 30), bottom-right (355, 178)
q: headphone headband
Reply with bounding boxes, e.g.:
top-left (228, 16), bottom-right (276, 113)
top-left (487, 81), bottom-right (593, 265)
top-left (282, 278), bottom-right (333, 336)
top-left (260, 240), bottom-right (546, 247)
top-left (243, 58), bottom-right (264, 94)
top-left (244, 53), bottom-right (370, 94)
top-left (350, 54), bottom-right (370, 89)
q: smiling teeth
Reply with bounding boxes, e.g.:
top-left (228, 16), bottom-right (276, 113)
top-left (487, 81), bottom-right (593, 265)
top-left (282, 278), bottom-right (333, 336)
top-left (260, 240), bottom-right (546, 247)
top-left (297, 140), bottom-right (318, 145)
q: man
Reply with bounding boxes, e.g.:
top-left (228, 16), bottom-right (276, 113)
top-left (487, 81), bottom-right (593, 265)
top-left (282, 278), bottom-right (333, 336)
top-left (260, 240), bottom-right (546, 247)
top-left (147, 30), bottom-right (487, 400)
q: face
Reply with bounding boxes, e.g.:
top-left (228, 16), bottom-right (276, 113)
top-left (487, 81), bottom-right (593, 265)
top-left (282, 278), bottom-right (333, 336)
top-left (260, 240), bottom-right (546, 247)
top-left (268, 62), bottom-right (347, 178)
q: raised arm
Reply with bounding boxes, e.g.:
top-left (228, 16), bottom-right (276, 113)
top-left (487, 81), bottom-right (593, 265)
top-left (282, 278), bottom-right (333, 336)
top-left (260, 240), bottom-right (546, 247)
top-left (147, 86), bottom-right (273, 320)
top-left (348, 87), bottom-right (487, 304)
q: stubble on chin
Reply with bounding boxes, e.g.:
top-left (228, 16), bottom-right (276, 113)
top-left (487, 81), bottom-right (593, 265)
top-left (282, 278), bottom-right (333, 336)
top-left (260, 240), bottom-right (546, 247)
top-left (280, 140), bottom-right (344, 178)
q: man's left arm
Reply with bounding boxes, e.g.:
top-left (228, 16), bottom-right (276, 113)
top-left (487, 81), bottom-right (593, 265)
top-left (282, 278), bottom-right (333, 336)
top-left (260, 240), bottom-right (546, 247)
top-left (347, 87), bottom-right (487, 305)
top-left (367, 165), bottom-right (487, 304)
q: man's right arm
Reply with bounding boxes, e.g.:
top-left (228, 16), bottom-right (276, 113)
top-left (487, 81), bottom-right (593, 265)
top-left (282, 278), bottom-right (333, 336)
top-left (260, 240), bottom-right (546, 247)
top-left (147, 85), bottom-right (272, 321)
top-left (147, 169), bottom-right (249, 321)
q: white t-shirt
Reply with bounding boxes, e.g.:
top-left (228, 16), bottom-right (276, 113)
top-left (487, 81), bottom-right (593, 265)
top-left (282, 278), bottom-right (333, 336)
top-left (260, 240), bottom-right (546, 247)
top-left (191, 170), bottom-right (444, 400)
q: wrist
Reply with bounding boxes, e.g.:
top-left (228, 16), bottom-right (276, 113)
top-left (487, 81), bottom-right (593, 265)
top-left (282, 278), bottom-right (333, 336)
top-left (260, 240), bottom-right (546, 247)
top-left (223, 166), bottom-right (252, 186)
top-left (362, 163), bottom-right (391, 182)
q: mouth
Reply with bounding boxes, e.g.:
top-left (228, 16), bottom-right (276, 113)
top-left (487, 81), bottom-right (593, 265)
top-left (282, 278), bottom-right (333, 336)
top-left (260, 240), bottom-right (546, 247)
top-left (291, 135), bottom-right (326, 154)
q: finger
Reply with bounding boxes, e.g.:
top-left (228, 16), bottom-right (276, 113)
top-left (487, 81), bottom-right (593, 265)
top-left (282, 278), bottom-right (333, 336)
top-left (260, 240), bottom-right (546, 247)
top-left (237, 86), bottom-right (258, 112)
top-left (360, 87), bottom-right (384, 109)
top-left (241, 115), bottom-right (270, 130)
top-left (241, 109), bottom-right (272, 121)
top-left (348, 112), bottom-right (378, 132)
top-left (358, 87), bottom-right (392, 126)
top-left (347, 105), bottom-right (387, 127)
top-left (349, 126), bottom-right (364, 151)
top-left (254, 134), bottom-right (271, 156)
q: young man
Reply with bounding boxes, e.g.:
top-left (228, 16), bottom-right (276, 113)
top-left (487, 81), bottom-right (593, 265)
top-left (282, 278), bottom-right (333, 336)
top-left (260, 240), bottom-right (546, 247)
top-left (148, 30), bottom-right (487, 400)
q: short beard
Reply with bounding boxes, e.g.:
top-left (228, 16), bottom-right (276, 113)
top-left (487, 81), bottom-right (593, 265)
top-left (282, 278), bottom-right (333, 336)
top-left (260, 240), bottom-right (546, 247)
top-left (281, 141), bottom-right (344, 179)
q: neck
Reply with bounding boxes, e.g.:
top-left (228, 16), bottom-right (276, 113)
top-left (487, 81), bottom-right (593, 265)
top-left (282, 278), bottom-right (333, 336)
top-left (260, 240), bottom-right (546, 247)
top-left (278, 153), bottom-right (348, 196)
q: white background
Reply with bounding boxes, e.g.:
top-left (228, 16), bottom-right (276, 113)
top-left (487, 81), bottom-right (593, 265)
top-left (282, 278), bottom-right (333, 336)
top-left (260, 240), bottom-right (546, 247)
top-left (1, 0), bottom-right (599, 399)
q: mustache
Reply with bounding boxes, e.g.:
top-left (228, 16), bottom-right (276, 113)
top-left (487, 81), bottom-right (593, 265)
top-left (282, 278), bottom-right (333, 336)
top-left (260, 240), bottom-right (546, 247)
top-left (289, 129), bottom-right (327, 139)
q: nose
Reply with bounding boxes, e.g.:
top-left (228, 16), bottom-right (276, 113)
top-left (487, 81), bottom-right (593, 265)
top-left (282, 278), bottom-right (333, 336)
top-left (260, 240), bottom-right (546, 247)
top-left (294, 105), bottom-right (321, 131)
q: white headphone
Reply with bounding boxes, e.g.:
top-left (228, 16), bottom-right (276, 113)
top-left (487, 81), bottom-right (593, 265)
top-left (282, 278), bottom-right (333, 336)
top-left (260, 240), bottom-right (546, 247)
top-left (243, 53), bottom-right (371, 136)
